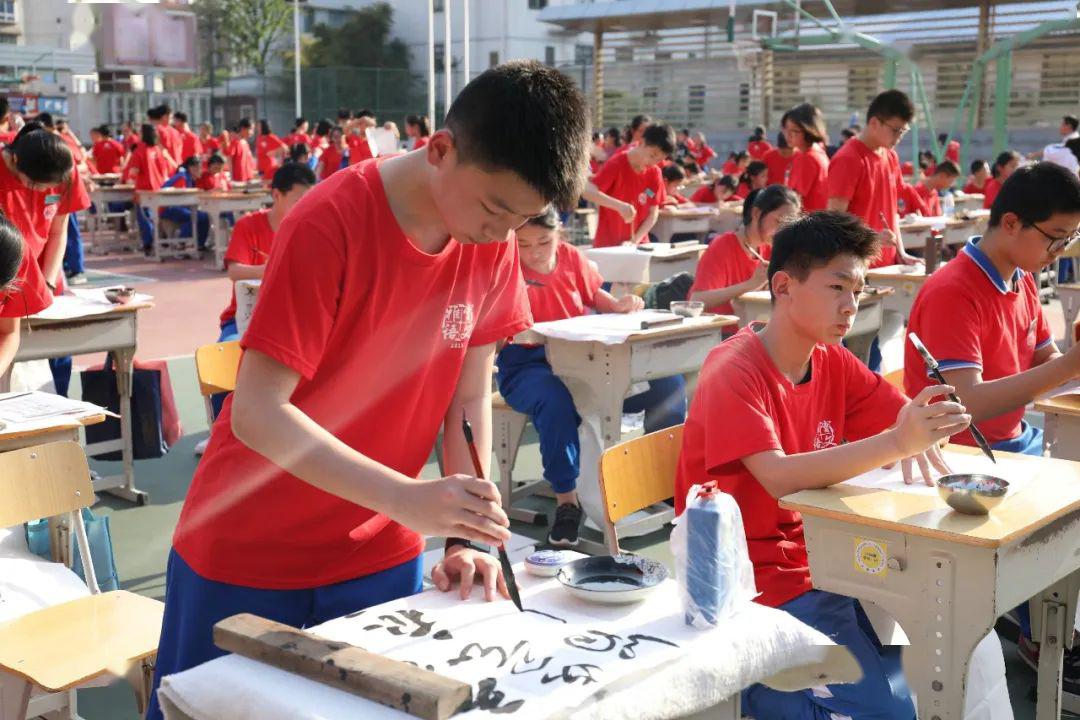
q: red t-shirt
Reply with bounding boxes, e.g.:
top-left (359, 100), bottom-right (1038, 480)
top-left (913, 182), bottom-right (941, 217)
top-left (590, 152), bottom-right (666, 248)
top-left (201, 135), bottom-right (221, 155)
top-left (228, 137), bottom-right (256, 182)
top-left (178, 128), bottom-right (203, 161)
top-left (156, 124), bottom-right (183, 170)
top-left (347, 133), bottom-right (374, 166)
top-left (787, 144), bottom-right (829, 212)
top-left (319, 145), bottom-right (346, 180)
top-left (688, 232), bottom-right (760, 315)
top-left (58, 133), bottom-right (86, 166)
top-left (962, 180), bottom-right (985, 195)
top-left (733, 182), bottom-right (752, 201)
top-left (284, 132), bottom-right (312, 148)
top-left (522, 242), bottom-right (602, 323)
top-left (92, 139), bottom-right (125, 174)
top-left (675, 326), bottom-right (906, 608)
top-left (196, 171), bottom-right (231, 192)
top-left (664, 192), bottom-right (691, 206)
top-left (693, 144), bottom-right (716, 169)
top-left (172, 159), bottom-right (533, 589)
top-left (0, 250), bottom-right (52, 319)
top-left (905, 239), bottom-right (1052, 446)
top-left (748, 140), bottom-right (774, 160)
top-left (898, 183), bottom-right (927, 218)
top-left (123, 132), bottom-right (140, 153)
top-left (127, 145), bottom-right (171, 193)
top-left (690, 185), bottom-right (718, 204)
top-left (983, 178), bottom-right (1001, 209)
top-left (413, 136), bottom-right (429, 150)
top-left (0, 130), bottom-right (16, 147)
top-left (0, 156), bottom-right (91, 259)
top-left (763, 148), bottom-right (795, 185)
top-left (220, 209), bottom-right (274, 325)
top-left (721, 160), bottom-right (740, 175)
top-left (827, 138), bottom-right (903, 267)
top-left (945, 140), bottom-right (961, 164)
top-left (256, 134), bottom-right (288, 179)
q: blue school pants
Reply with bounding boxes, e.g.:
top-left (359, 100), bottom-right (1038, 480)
top-left (160, 206), bottom-right (211, 249)
top-left (137, 207), bottom-right (155, 250)
top-left (994, 421), bottom-right (1044, 640)
top-left (63, 212), bottom-right (84, 276)
top-left (495, 344), bottom-right (686, 494)
top-left (145, 549), bottom-right (423, 720)
top-left (209, 319), bottom-right (240, 418)
top-left (742, 590), bottom-right (916, 720)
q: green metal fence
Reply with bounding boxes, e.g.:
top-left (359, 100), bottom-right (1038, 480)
top-left (287, 66), bottom-right (427, 125)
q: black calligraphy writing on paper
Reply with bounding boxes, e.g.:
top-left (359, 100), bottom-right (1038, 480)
top-left (362, 609), bottom-right (443, 638)
top-left (510, 648), bottom-right (554, 676)
top-left (447, 640), bottom-right (528, 669)
top-left (469, 677), bottom-right (526, 715)
top-left (521, 608), bottom-right (568, 624)
top-left (564, 630), bottom-right (679, 659)
top-left (540, 663), bottom-right (602, 686)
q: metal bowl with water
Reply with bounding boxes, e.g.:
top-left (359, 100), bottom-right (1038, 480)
top-left (670, 300), bottom-right (705, 318)
top-left (936, 473), bottom-right (1009, 515)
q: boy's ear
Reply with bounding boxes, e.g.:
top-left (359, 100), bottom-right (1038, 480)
top-left (426, 129), bottom-right (454, 166)
top-left (999, 211), bottom-right (1022, 236)
top-left (770, 269), bottom-right (793, 300)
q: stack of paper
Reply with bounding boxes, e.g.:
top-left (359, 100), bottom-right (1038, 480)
top-left (0, 391), bottom-right (109, 432)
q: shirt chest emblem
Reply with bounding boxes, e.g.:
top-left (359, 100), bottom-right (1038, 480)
top-left (812, 420), bottom-right (837, 450)
top-left (442, 303), bottom-right (475, 349)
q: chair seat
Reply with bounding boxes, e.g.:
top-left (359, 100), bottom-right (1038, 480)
top-left (0, 556), bottom-right (90, 625)
top-left (0, 591), bottom-right (164, 692)
top-left (492, 391), bottom-right (512, 412)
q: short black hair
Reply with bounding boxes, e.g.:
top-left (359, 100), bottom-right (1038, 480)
top-left (259, 119), bottom-right (272, 135)
top-left (933, 160), bottom-right (960, 177)
top-left (406, 114), bottom-right (431, 137)
top-left (314, 118), bottom-right (333, 137)
top-left (840, 127), bottom-right (857, 140)
top-left (970, 159), bottom-right (987, 174)
top-left (734, 151), bottom-right (748, 162)
top-left (207, 153), bottom-right (226, 166)
top-left (866, 89), bottom-right (914, 124)
top-left (1064, 115), bottom-right (1079, 132)
top-left (237, 118), bottom-right (252, 130)
top-left (769, 211), bottom-right (880, 288)
top-left (10, 123), bottom-right (74, 185)
top-left (0, 213), bottom-right (23, 292)
top-left (742, 184), bottom-right (800, 227)
top-left (630, 114), bottom-right (651, 132)
top-left (641, 124), bottom-right (676, 155)
top-left (743, 160), bottom-right (768, 181)
top-left (270, 161), bottom-right (316, 193)
top-left (525, 206), bottom-right (560, 231)
top-left (140, 123), bottom-right (158, 147)
top-left (146, 105), bottom-right (167, 121)
top-left (992, 150), bottom-right (1020, 177)
top-left (289, 142), bottom-right (310, 162)
top-left (33, 112), bottom-right (55, 130)
top-left (180, 156), bottom-right (199, 172)
top-left (295, 117), bottom-right (307, 128)
top-left (716, 175), bottom-right (738, 193)
top-left (174, 111), bottom-right (188, 123)
top-left (0, 96), bottom-right (8, 117)
top-left (662, 164), bottom-right (686, 182)
top-left (444, 60), bottom-right (591, 211)
top-left (752, 124), bottom-right (766, 138)
top-left (989, 162), bottom-right (1080, 228)
top-left (337, 109), bottom-right (352, 120)
top-left (355, 108), bottom-right (375, 120)
top-left (937, 133), bottom-right (949, 145)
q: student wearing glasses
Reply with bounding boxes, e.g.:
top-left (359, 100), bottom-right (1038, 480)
top-left (827, 90), bottom-right (921, 268)
top-left (904, 161), bottom-right (1080, 691)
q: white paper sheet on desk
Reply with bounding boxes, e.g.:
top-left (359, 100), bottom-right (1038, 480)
top-left (0, 391), bottom-right (106, 425)
top-left (30, 288), bottom-right (153, 321)
top-left (842, 450), bottom-right (1032, 497)
top-left (158, 574), bottom-right (836, 720)
top-left (532, 311), bottom-right (716, 345)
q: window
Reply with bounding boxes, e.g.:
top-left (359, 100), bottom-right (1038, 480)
top-left (0, 1), bottom-right (14, 24)
top-left (642, 86), bottom-right (658, 113)
top-left (433, 0), bottom-right (444, 11)
top-left (615, 46), bottom-right (633, 63)
top-left (688, 84), bottom-right (706, 123)
top-left (0, 33), bottom-right (14, 43)
top-left (574, 44), bottom-right (593, 66)
top-left (544, 46), bottom-right (555, 66)
top-left (489, 51), bottom-right (499, 68)
top-left (528, 0), bottom-right (548, 8)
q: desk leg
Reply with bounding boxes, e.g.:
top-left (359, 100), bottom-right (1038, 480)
top-left (100, 346), bottom-right (149, 505)
top-left (1031, 571), bottom-right (1080, 720)
top-left (0, 673), bottom-right (31, 720)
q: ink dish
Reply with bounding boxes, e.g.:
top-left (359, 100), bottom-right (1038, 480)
top-left (556, 554), bottom-right (668, 605)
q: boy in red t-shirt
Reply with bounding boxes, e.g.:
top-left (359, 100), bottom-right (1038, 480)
top-left (660, 164), bottom-right (691, 206)
top-left (227, 118), bottom-right (257, 182)
top-left (172, 111), bottom-right (203, 162)
top-left (747, 125), bottom-right (773, 160)
top-left (496, 208), bottom-right (686, 546)
top-left (910, 160), bottom-right (960, 217)
top-left (145, 61), bottom-right (592, 720)
top-left (828, 90), bottom-right (920, 268)
top-left (983, 150), bottom-right (1021, 209)
top-left (676, 211), bottom-right (971, 718)
top-left (963, 159), bottom-right (990, 194)
top-left (582, 124), bottom-right (675, 247)
top-left (148, 104), bottom-right (182, 172)
top-left (89, 126), bottom-right (125, 174)
top-left (905, 163), bottom-right (1080, 682)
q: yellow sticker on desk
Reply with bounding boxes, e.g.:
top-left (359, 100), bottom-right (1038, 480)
top-left (854, 537), bottom-right (888, 578)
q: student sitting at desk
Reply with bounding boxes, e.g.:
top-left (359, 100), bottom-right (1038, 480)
top-left (733, 160), bottom-right (768, 200)
top-left (690, 175), bottom-right (737, 206)
top-left (963, 159), bottom-right (990, 195)
top-left (162, 156), bottom-right (211, 250)
top-left (982, 150), bottom-right (1020, 210)
top-left (89, 125), bottom-right (125, 175)
top-left (196, 153), bottom-right (231, 192)
top-left (676, 210), bottom-right (973, 719)
top-left (0, 214), bottom-right (50, 378)
top-left (660, 164), bottom-right (691, 206)
top-left (316, 126), bottom-right (348, 181)
top-left (905, 162), bottom-right (1080, 683)
top-left (910, 159), bottom-right (961, 217)
top-left (145, 61), bottom-right (591, 720)
top-left (497, 208), bottom-right (687, 548)
top-left (581, 124), bottom-right (675, 248)
top-left (124, 123), bottom-right (172, 254)
top-left (688, 185), bottom-right (800, 317)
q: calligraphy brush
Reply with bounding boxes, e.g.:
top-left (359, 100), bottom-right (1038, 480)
top-left (908, 332), bottom-right (996, 464)
top-left (462, 411), bottom-right (524, 611)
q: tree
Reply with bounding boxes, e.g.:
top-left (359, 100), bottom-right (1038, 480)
top-left (195, 0), bottom-right (291, 76)
top-left (305, 3), bottom-right (411, 69)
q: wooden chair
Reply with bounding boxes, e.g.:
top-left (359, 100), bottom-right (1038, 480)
top-left (0, 442), bottom-right (164, 719)
top-left (195, 340), bottom-right (242, 425)
top-left (491, 392), bottom-right (548, 524)
top-left (598, 424), bottom-right (684, 554)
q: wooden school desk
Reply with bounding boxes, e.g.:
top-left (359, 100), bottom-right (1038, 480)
top-left (731, 290), bottom-right (884, 365)
top-left (709, 200), bottom-right (743, 235)
top-left (1036, 393), bottom-right (1080, 462)
top-left (952, 192), bottom-right (984, 212)
top-left (199, 190), bottom-right (272, 270)
top-left (584, 244), bottom-right (706, 286)
top-left (90, 173), bottom-right (122, 186)
top-left (1056, 282), bottom-right (1080, 350)
top-left (528, 314), bottom-right (737, 554)
top-left (87, 184), bottom-right (137, 255)
top-left (866, 264), bottom-right (933, 322)
top-left (652, 206), bottom-right (715, 244)
top-left (0, 413), bottom-right (106, 454)
top-left (781, 446), bottom-right (1080, 720)
top-left (7, 297), bottom-right (153, 504)
top-left (137, 188), bottom-right (203, 262)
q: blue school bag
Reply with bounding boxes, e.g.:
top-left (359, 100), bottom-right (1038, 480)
top-left (25, 508), bottom-right (121, 591)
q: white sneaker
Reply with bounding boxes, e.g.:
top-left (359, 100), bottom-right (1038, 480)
top-left (194, 438), bottom-right (209, 456)
top-left (67, 273), bottom-right (88, 286)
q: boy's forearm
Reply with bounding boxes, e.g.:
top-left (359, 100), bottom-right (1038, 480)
top-left (945, 357), bottom-right (1079, 421)
top-left (689, 281), bottom-right (753, 309)
top-left (42, 214), bottom-right (68, 286)
top-left (633, 208), bottom-right (659, 242)
top-left (226, 262), bottom-right (266, 282)
top-left (580, 184), bottom-right (619, 210)
top-left (0, 320), bottom-right (20, 377)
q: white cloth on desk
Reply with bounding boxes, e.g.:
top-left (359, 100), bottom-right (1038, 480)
top-left (532, 312), bottom-right (715, 346)
top-left (30, 288), bottom-right (153, 321)
top-left (841, 450), bottom-right (1033, 498)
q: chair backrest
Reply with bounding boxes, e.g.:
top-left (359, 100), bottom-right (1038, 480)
top-left (195, 341), bottom-right (242, 397)
top-left (0, 442), bottom-right (92, 528)
top-left (599, 424), bottom-right (684, 553)
top-left (884, 369), bottom-right (904, 391)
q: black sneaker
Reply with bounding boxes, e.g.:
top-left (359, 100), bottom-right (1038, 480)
top-left (548, 503), bottom-right (582, 547)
